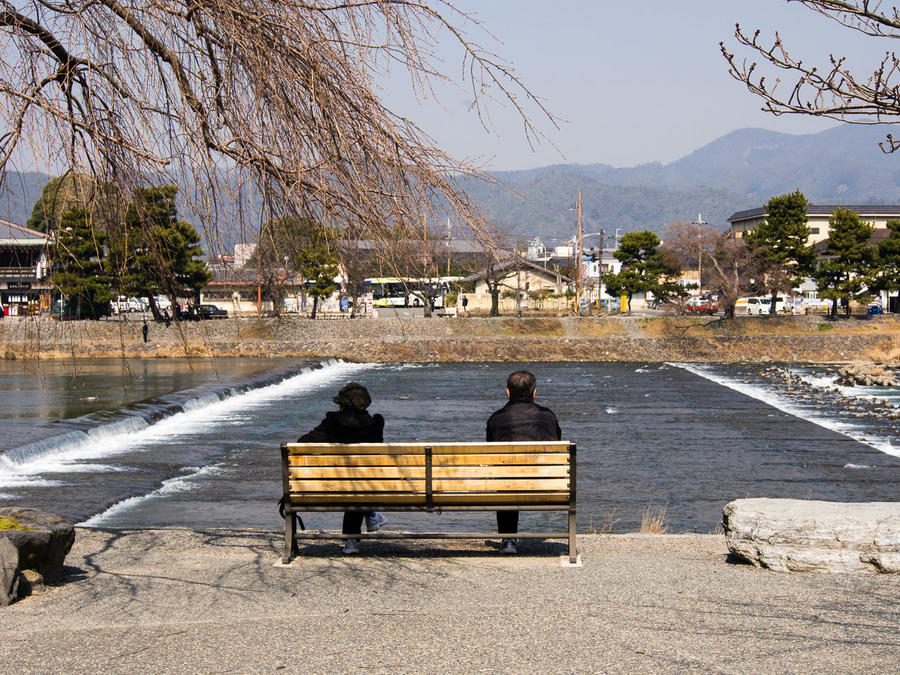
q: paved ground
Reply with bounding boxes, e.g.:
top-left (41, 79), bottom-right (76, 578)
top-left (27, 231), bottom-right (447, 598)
top-left (2, 529), bottom-right (898, 674)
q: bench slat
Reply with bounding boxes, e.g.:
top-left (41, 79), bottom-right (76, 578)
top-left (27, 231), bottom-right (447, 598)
top-left (289, 465), bottom-right (569, 480)
top-left (285, 442), bottom-right (572, 455)
top-left (289, 478), bottom-right (570, 492)
top-left (288, 453), bottom-right (569, 467)
top-left (291, 492), bottom-right (571, 505)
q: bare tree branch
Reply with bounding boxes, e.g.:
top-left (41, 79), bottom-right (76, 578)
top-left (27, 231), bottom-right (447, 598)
top-left (1, 0), bottom-right (557, 263)
top-left (720, 1), bottom-right (900, 152)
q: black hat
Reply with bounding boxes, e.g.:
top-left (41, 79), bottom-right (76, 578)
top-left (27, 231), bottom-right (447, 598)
top-left (332, 382), bottom-right (372, 411)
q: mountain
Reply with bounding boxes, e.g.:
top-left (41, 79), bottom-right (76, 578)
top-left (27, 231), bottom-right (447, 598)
top-left (3, 124), bottom-right (900, 244)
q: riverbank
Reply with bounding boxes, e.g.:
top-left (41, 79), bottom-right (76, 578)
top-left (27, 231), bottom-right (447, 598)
top-left (2, 527), bottom-right (897, 673)
top-left (2, 315), bottom-right (899, 362)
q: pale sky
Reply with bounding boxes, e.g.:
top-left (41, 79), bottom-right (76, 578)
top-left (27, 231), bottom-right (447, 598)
top-left (381, 1), bottom-right (894, 171)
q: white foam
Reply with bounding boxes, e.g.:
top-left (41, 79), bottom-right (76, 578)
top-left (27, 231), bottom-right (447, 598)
top-left (80, 464), bottom-right (226, 527)
top-left (844, 463), bottom-right (875, 469)
top-left (0, 360), bottom-right (375, 485)
top-left (672, 363), bottom-right (899, 458)
top-left (606, 407), bottom-right (619, 414)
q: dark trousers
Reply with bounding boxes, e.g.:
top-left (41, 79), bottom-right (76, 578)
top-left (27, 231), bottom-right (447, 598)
top-left (497, 510), bottom-right (519, 535)
top-left (342, 511), bottom-right (375, 535)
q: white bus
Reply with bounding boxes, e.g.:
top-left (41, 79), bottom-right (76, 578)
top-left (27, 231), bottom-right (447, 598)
top-left (361, 277), bottom-right (459, 308)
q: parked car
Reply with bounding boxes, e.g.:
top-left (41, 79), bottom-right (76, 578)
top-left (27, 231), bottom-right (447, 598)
top-left (868, 303), bottom-right (884, 316)
top-left (735, 296), bottom-right (786, 315)
top-left (198, 304), bottom-right (228, 319)
top-left (684, 298), bottom-right (718, 315)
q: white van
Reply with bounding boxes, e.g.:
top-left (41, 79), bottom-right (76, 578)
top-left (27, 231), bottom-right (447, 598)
top-left (736, 296), bottom-right (785, 315)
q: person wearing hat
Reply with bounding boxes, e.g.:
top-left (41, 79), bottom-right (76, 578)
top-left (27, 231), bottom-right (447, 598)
top-left (297, 381), bottom-right (387, 554)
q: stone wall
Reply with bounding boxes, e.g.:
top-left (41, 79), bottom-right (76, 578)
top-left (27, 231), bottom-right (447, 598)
top-left (1, 315), bottom-right (899, 363)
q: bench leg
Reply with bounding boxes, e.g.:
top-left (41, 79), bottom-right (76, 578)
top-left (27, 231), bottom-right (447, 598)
top-left (568, 510), bottom-right (577, 564)
top-left (283, 510), bottom-right (297, 564)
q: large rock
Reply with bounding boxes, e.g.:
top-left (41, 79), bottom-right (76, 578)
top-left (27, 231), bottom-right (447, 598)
top-left (723, 498), bottom-right (900, 573)
top-left (0, 538), bottom-right (19, 606)
top-left (0, 507), bottom-right (75, 584)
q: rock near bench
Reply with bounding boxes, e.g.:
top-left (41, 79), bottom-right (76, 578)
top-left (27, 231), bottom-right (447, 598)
top-left (723, 498), bottom-right (900, 573)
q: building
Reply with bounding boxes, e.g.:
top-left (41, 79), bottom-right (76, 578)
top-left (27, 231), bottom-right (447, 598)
top-left (0, 219), bottom-right (51, 316)
top-left (461, 257), bottom-right (573, 313)
top-left (727, 205), bottom-right (900, 246)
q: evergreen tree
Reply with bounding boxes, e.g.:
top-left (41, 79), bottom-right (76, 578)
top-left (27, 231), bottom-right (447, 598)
top-left (51, 207), bottom-right (112, 320)
top-left (868, 219), bottom-right (900, 306)
top-left (299, 231), bottom-right (340, 320)
top-left (812, 208), bottom-right (875, 317)
top-left (108, 185), bottom-right (211, 319)
top-left (745, 191), bottom-right (815, 314)
top-left (602, 230), bottom-right (679, 314)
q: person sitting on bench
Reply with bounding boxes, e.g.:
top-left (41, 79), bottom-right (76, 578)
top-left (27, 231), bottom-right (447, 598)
top-left (297, 381), bottom-right (387, 554)
top-left (486, 370), bottom-right (562, 554)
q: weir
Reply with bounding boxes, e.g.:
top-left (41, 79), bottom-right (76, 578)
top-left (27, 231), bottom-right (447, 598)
top-left (0, 358), bottom-right (341, 466)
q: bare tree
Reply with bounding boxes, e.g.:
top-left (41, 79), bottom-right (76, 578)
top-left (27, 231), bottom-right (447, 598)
top-left (721, 2), bottom-right (900, 152)
top-left (1, 1), bottom-right (555, 269)
top-left (705, 234), bottom-right (756, 319)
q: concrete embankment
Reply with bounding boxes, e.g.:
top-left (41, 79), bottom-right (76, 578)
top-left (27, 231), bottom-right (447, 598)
top-left (1, 315), bottom-right (899, 362)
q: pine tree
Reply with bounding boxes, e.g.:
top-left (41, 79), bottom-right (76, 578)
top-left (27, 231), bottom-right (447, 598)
top-left (51, 207), bottom-right (112, 320)
top-left (745, 191), bottom-right (815, 314)
top-left (108, 185), bottom-right (211, 319)
top-left (812, 208), bottom-right (874, 317)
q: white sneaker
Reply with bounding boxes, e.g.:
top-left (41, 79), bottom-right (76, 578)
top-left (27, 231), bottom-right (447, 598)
top-left (343, 539), bottom-right (360, 555)
top-left (366, 512), bottom-right (387, 532)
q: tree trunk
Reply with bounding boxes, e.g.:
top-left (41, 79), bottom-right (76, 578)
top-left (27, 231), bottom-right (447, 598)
top-left (148, 296), bottom-right (161, 321)
top-left (490, 290), bottom-right (499, 317)
top-left (311, 296), bottom-right (319, 319)
top-left (830, 299), bottom-right (838, 317)
top-left (770, 289), bottom-right (778, 315)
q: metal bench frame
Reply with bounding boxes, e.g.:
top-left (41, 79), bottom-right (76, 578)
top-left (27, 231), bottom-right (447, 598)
top-left (280, 441), bottom-right (577, 563)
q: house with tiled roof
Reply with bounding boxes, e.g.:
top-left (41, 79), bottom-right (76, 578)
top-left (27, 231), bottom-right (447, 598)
top-left (0, 219), bottom-right (51, 316)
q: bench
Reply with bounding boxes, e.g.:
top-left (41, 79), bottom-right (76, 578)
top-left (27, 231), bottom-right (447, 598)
top-left (280, 441), bottom-right (577, 563)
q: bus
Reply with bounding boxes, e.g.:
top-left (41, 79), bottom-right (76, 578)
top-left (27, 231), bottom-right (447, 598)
top-left (361, 277), bottom-right (460, 308)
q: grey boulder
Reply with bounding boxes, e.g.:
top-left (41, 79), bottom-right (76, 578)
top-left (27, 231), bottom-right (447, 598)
top-left (0, 507), bottom-right (75, 584)
top-left (723, 498), bottom-right (900, 573)
top-left (0, 538), bottom-right (19, 606)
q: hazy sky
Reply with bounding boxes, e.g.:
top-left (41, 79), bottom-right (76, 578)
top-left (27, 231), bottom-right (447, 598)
top-left (381, 1), bottom-right (894, 171)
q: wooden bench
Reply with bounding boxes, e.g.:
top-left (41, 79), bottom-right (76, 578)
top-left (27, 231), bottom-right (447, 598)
top-left (280, 441), bottom-right (577, 563)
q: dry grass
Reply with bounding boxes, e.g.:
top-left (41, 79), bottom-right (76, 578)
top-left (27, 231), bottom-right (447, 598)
top-left (639, 503), bottom-right (669, 534)
top-left (585, 511), bottom-right (618, 534)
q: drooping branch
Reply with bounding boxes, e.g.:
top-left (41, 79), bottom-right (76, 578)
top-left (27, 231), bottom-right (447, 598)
top-left (0, 0), bottom-right (557, 263)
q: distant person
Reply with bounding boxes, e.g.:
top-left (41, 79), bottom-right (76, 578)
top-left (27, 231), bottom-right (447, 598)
top-left (461, 296), bottom-right (468, 314)
top-left (486, 370), bottom-right (561, 554)
top-left (162, 309), bottom-right (171, 327)
top-left (296, 382), bottom-right (387, 554)
top-left (141, 320), bottom-right (149, 342)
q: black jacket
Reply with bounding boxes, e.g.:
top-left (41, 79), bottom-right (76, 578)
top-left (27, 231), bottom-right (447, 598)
top-left (298, 410), bottom-right (385, 444)
top-left (486, 397), bottom-right (561, 442)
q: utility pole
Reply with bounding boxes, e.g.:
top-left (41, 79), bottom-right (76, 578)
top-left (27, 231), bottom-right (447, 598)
top-left (692, 213), bottom-right (707, 291)
top-left (575, 190), bottom-right (582, 314)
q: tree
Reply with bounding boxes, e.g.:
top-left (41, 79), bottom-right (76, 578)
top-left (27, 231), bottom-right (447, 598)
top-left (1, 2), bottom-right (553, 269)
top-left (299, 237), bottom-right (340, 320)
top-left (705, 234), bottom-right (756, 319)
top-left (52, 207), bottom-right (111, 320)
top-left (108, 185), bottom-right (211, 319)
top-left (812, 207), bottom-right (875, 317)
top-left (744, 191), bottom-right (815, 314)
top-left (870, 220), bottom-right (900, 302)
top-left (602, 231), bottom-right (678, 314)
top-left (27, 173), bottom-right (120, 234)
top-left (721, 2), bottom-right (900, 153)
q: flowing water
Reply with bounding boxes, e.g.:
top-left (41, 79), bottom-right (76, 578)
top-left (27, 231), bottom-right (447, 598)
top-left (1, 359), bottom-right (897, 534)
